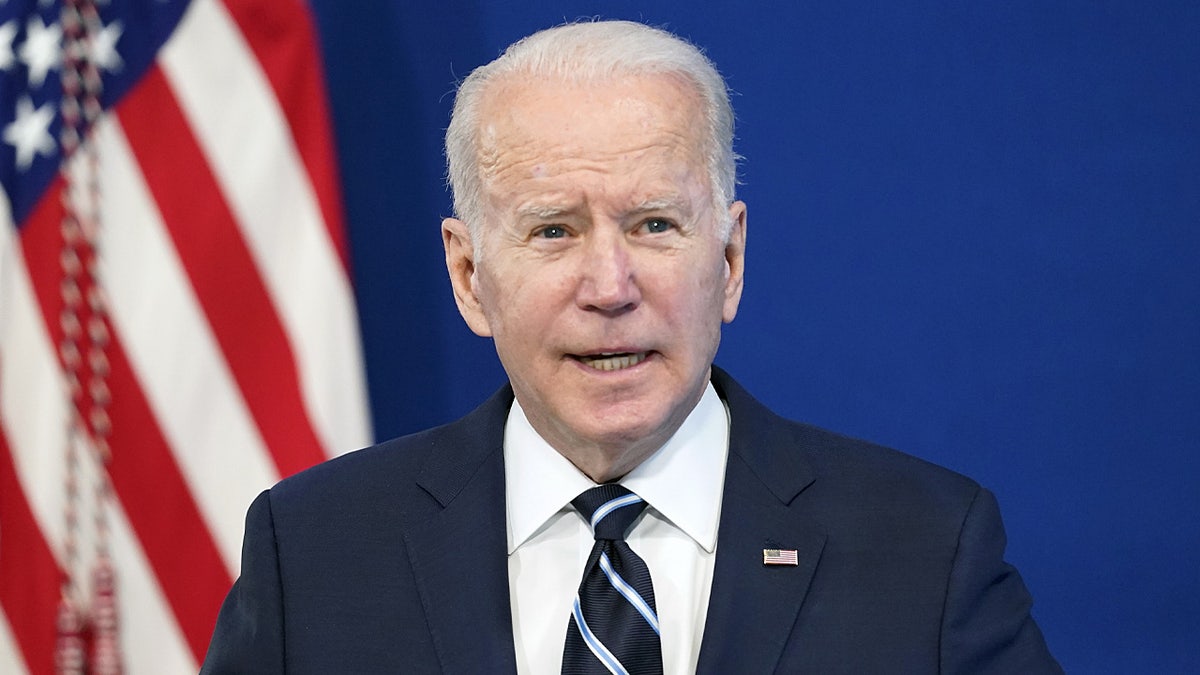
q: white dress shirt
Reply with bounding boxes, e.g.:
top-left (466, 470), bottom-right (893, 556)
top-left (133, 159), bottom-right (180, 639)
top-left (505, 383), bottom-right (729, 674)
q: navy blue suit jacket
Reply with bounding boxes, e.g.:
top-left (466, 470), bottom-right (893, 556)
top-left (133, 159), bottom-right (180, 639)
top-left (202, 368), bottom-right (1060, 673)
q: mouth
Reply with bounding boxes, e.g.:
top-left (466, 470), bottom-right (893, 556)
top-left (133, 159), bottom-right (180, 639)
top-left (570, 351), bottom-right (649, 372)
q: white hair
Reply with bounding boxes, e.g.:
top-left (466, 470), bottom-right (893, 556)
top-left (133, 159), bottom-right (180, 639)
top-left (444, 20), bottom-right (738, 243)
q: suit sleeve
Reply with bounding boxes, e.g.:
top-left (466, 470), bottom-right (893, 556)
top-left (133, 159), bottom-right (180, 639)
top-left (201, 489), bottom-right (285, 674)
top-left (940, 487), bottom-right (1063, 674)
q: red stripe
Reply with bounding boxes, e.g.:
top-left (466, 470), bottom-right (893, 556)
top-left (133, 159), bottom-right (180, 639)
top-left (19, 179), bottom-right (232, 663)
top-left (117, 66), bottom-right (329, 479)
top-left (0, 422), bottom-right (60, 675)
top-left (221, 0), bottom-right (351, 271)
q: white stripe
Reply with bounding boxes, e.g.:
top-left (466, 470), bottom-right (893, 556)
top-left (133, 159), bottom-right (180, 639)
top-left (159, 0), bottom-right (371, 456)
top-left (89, 115), bottom-right (278, 576)
top-left (64, 418), bottom-right (198, 674)
top-left (0, 608), bottom-right (30, 675)
top-left (1, 220), bottom-right (197, 673)
top-left (598, 551), bottom-right (660, 634)
top-left (591, 494), bottom-right (643, 531)
top-left (0, 213), bottom-right (71, 563)
top-left (108, 487), bottom-right (199, 674)
top-left (572, 596), bottom-right (628, 675)
top-left (56, 424), bottom-right (200, 674)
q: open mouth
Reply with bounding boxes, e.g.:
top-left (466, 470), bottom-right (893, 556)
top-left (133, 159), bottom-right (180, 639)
top-left (572, 352), bottom-right (649, 372)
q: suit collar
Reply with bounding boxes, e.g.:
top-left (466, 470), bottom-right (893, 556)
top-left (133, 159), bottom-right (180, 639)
top-left (402, 369), bottom-right (827, 673)
top-left (711, 366), bottom-right (816, 503)
top-left (412, 383), bottom-right (514, 507)
top-left (410, 367), bottom-right (813, 504)
top-left (697, 367), bottom-right (827, 673)
top-left (405, 384), bottom-right (519, 673)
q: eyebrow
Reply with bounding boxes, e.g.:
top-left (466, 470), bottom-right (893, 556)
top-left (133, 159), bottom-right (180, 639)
top-left (630, 195), bottom-right (688, 214)
top-left (514, 194), bottom-right (690, 220)
top-left (515, 203), bottom-right (575, 219)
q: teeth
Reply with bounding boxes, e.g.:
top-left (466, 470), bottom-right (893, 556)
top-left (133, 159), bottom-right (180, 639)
top-left (579, 352), bottom-right (647, 371)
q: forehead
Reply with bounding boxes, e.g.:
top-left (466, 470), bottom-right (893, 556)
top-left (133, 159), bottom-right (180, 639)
top-left (475, 72), bottom-right (708, 202)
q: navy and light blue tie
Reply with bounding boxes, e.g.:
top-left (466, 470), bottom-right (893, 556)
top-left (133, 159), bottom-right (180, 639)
top-left (562, 484), bottom-right (663, 675)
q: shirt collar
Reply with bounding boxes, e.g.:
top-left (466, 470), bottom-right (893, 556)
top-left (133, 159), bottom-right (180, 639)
top-left (505, 382), bottom-right (729, 555)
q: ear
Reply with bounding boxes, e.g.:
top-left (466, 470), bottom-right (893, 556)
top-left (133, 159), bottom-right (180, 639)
top-left (721, 201), bottom-right (747, 323)
top-left (442, 217), bottom-right (493, 337)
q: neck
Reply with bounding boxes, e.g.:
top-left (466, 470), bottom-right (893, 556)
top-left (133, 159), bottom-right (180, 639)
top-left (559, 442), bottom-right (658, 483)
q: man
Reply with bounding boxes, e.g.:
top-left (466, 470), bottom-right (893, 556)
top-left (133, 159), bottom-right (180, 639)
top-left (203, 20), bottom-right (1061, 673)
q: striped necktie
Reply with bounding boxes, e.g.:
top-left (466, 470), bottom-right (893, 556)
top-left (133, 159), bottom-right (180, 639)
top-left (562, 484), bottom-right (663, 675)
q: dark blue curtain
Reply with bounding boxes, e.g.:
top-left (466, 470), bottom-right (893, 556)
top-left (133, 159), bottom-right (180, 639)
top-left (307, 2), bottom-right (1200, 672)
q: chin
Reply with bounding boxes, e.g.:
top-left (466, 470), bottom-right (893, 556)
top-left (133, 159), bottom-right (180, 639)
top-left (575, 406), bottom-right (676, 453)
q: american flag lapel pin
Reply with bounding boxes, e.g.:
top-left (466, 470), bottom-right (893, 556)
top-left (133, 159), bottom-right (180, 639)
top-left (763, 548), bottom-right (799, 566)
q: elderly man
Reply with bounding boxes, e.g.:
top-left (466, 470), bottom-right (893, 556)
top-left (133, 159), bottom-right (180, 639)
top-left (203, 20), bottom-right (1060, 674)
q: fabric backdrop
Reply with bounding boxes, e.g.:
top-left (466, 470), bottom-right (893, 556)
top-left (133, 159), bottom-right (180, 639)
top-left (1, 0), bottom-right (369, 672)
top-left (1, 1), bottom-right (1195, 673)
top-left (312, 2), bottom-right (1198, 674)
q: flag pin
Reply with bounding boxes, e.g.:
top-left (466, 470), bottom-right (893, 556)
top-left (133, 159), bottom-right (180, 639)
top-left (763, 548), bottom-right (799, 566)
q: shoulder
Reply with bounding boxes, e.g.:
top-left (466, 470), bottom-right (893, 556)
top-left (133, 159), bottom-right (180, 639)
top-left (264, 382), bottom-right (515, 523)
top-left (791, 421), bottom-right (984, 541)
top-left (713, 366), bottom-right (981, 527)
top-left (797, 421), bottom-right (980, 506)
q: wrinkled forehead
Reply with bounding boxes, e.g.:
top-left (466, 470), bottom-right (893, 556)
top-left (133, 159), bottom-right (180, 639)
top-left (474, 71), bottom-right (709, 183)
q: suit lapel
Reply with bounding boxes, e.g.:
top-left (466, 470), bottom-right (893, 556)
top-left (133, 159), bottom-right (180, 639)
top-left (696, 369), bottom-right (827, 673)
top-left (398, 370), bottom-right (825, 672)
top-left (404, 386), bottom-right (519, 674)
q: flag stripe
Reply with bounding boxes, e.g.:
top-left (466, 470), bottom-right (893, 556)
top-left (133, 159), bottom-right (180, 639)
top-left (0, 205), bottom-right (72, 557)
top-left (119, 66), bottom-right (328, 479)
top-left (0, 427), bottom-right (59, 675)
top-left (105, 484), bottom-right (199, 673)
top-left (221, 0), bottom-right (351, 269)
top-left (0, 241), bottom-right (198, 671)
top-left (18, 184), bottom-right (232, 663)
top-left (94, 115), bottom-right (279, 574)
top-left (4, 390), bottom-right (199, 674)
top-left (0, 1), bottom-right (372, 670)
top-left (0, 605), bottom-right (30, 675)
top-left (0, 210), bottom-right (71, 674)
top-left (0, 211), bottom-right (70, 675)
top-left (160, 0), bottom-right (370, 459)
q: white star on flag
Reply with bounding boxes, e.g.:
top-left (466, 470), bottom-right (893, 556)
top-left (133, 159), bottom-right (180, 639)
top-left (0, 1), bottom-right (372, 671)
top-left (18, 15), bottom-right (62, 88)
top-left (3, 94), bottom-right (56, 169)
top-left (0, 20), bottom-right (17, 71)
top-left (89, 19), bottom-right (124, 72)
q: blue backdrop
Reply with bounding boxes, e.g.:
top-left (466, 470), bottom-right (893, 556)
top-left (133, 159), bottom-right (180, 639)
top-left (307, 2), bottom-right (1199, 672)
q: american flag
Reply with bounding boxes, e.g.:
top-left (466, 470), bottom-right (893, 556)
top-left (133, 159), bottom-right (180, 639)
top-left (0, 0), bottom-right (371, 672)
top-left (762, 548), bottom-right (799, 566)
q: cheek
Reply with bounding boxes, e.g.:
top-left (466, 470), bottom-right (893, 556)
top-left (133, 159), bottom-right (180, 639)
top-left (684, 247), bottom-right (731, 298)
top-left (650, 261), bottom-right (722, 325)
top-left (682, 252), bottom-right (733, 327)
top-left (473, 266), bottom-right (511, 330)
top-left (476, 259), bottom-right (560, 335)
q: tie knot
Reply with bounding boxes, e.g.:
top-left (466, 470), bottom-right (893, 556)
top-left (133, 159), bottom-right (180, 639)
top-left (572, 484), bottom-right (647, 541)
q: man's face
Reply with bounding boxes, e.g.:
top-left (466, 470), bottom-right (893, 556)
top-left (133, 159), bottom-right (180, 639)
top-left (443, 72), bottom-right (746, 480)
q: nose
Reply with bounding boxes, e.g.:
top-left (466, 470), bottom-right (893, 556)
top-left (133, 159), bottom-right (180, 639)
top-left (576, 228), bottom-right (641, 315)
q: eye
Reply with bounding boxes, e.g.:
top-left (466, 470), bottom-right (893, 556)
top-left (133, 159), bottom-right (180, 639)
top-left (536, 225), bottom-right (568, 239)
top-left (641, 218), bottom-right (674, 234)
